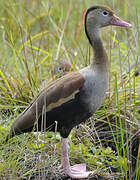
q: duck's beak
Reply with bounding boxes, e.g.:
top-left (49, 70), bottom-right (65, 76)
top-left (111, 14), bottom-right (132, 27)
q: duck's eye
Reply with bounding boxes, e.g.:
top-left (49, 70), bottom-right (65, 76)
top-left (58, 67), bottom-right (62, 71)
top-left (102, 10), bottom-right (109, 16)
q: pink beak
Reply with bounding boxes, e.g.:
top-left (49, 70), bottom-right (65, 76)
top-left (111, 14), bottom-right (132, 27)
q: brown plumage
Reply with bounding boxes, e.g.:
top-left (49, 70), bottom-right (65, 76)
top-left (9, 72), bottom-right (84, 137)
top-left (6, 6), bottom-right (131, 179)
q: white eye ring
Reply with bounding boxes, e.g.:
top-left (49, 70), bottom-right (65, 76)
top-left (102, 10), bottom-right (109, 16)
top-left (58, 67), bottom-right (62, 71)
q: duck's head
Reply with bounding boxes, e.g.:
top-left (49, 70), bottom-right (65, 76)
top-left (85, 6), bottom-right (131, 45)
top-left (52, 59), bottom-right (71, 77)
top-left (85, 6), bottom-right (131, 29)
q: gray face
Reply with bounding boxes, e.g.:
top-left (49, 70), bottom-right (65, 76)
top-left (87, 8), bottom-right (113, 28)
top-left (53, 65), bottom-right (63, 75)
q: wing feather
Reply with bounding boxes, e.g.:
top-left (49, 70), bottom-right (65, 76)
top-left (9, 72), bottom-right (85, 138)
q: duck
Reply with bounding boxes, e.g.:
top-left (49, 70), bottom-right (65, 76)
top-left (40, 58), bottom-right (71, 89)
top-left (6, 5), bottom-right (131, 179)
top-left (52, 58), bottom-right (71, 76)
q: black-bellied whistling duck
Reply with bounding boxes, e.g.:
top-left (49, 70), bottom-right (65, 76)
top-left (40, 58), bottom-right (71, 89)
top-left (6, 6), bottom-right (131, 179)
top-left (52, 58), bottom-right (71, 76)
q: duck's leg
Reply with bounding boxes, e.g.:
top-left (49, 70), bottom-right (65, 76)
top-left (59, 138), bottom-right (92, 179)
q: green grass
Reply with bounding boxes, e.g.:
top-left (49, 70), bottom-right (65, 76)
top-left (0, 0), bottom-right (140, 179)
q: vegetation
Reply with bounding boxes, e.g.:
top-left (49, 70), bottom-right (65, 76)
top-left (0, 0), bottom-right (139, 179)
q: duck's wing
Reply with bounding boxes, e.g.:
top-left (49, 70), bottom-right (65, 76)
top-left (6, 71), bottom-right (85, 140)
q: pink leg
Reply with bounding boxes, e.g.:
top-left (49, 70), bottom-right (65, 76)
top-left (59, 138), bottom-right (92, 179)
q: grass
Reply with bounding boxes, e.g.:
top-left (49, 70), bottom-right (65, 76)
top-left (0, 0), bottom-right (140, 179)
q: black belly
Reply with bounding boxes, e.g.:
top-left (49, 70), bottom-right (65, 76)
top-left (35, 95), bottom-right (92, 138)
